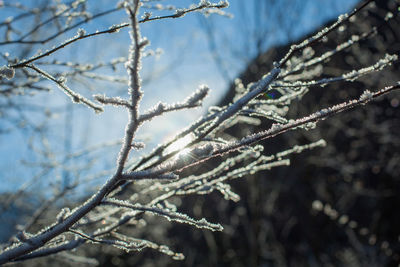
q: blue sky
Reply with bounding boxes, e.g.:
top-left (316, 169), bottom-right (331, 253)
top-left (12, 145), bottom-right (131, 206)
top-left (0, 0), bottom-right (358, 193)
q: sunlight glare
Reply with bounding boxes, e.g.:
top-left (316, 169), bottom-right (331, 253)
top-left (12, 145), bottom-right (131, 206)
top-left (165, 134), bottom-right (193, 156)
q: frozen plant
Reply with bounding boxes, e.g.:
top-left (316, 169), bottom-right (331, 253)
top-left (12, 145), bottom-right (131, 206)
top-left (0, 0), bottom-right (399, 265)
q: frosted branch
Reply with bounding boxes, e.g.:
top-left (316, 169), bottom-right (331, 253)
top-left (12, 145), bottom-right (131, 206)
top-left (140, 0), bottom-right (229, 23)
top-left (278, 0), bottom-right (373, 67)
top-left (26, 64), bottom-right (103, 113)
top-left (94, 94), bottom-right (132, 108)
top-left (102, 198), bottom-right (223, 231)
top-left (139, 85), bottom-right (209, 122)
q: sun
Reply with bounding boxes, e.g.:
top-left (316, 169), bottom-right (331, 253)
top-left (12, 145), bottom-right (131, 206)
top-left (164, 134), bottom-right (193, 156)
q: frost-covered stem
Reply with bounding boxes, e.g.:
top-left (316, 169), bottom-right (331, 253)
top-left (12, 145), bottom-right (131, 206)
top-left (139, 85), bottom-right (209, 122)
top-left (101, 198), bottom-right (223, 231)
top-left (276, 54), bottom-right (398, 88)
top-left (94, 94), bottom-right (132, 108)
top-left (0, 173), bottom-right (120, 264)
top-left (7, 2), bottom-right (230, 68)
top-left (121, 171), bottom-right (178, 180)
top-left (10, 25), bottom-right (123, 69)
top-left (278, 0), bottom-right (373, 67)
top-left (111, 110), bottom-right (222, 196)
top-left (140, 67), bottom-right (281, 171)
top-left (140, 1), bottom-right (229, 23)
top-left (213, 83), bottom-right (400, 156)
top-left (139, 103), bottom-right (196, 121)
top-left (198, 67), bottom-right (280, 138)
top-left (0, 1), bottom-right (145, 263)
top-left (18, 3), bottom-right (74, 41)
top-left (126, 82), bottom-right (400, 177)
top-left (116, 0), bottom-right (144, 174)
top-left (26, 64), bottom-right (104, 113)
top-left (9, 240), bottom-right (84, 262)
top-left (281, 28), bottom-right (376, 77)
top-left (0, 6), bottom-right (123, 46)
top-left (129, 111), bottom-right (220, 172)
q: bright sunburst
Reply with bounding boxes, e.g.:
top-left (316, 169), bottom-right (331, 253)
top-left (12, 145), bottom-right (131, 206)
top-left (165, 134), bottom-right (193, 156)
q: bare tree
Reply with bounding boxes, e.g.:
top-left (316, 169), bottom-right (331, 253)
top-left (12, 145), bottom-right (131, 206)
top-left (0, 0), bottom-right (399, 265)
